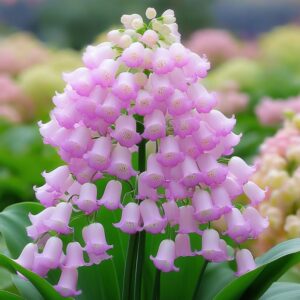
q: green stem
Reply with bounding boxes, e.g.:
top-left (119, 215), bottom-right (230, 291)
top-left (152, 269), bottom-right (161, 300)
top-left (192, 260), bottom-right (209, 300)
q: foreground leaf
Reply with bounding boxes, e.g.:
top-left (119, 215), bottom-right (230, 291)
top-left (260, 282), bottom-right (300, 300)
top-left (0, 290), bottom-right (24, 300)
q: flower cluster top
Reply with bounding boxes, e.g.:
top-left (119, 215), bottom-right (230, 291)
top-left (15, 8), bottom-right (268, 297)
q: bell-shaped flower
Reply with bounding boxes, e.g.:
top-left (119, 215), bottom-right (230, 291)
top-left (220, 175), bottom-right (243, 199)
top-left (211, 187), bottom-right (232, 215)
top-left (121, 42), bottom-right (145, 68)
top-left (172, 112), bottom-right (200, 138)
top-left (193, 121), bottom-right (219, 151)
top-left (168, 68), bottom-right (188, 92)
top-left (179, 136), bottom-right (201, 159)
top-left (27, 207), bottom-right (55, 240)
top-left (178, 205), bottom-right (202, 234)
top-left (82, 223), bottom-right (113, 255)
top-left (136, 173), bottom-right (159, 200)
top-left (86, 252), bottom-right (112, 266)
top-left (44, 202), bottom-right (73, 234)
top-left (133, 90), bottom-right (156, 116)
top-left (34, 183), bottom-right (61, 207)
top-left (144, 154), bottom-right (165, 188)
top-left (202, 110), bottom-right (236, 136)
top-left (92, 58), bottom-right (119, 88)
top-left (224, 208), bottom-right (250, 243)
top-left (150, 239), bottom-right (179, 272)
top-left (198, 229), bottom-right (231, 262)
top-left (175, 234), bottom-right (195, 257)
top-left (157, 136), bottom-right (184, 167)
top-left (143, 109), bottom-right (166, 140)
top-left (75, 183), bottom-right (98, 214)
top-left (38, 118), bottom-right (61, 145)
top-left (167, 89), bottom-right (192, 116)
top-left (243, 181), bottom-right (266, 205)
top-left (108, 144), bottom-right (137, 180)
top-left (42, 166), bottom-right (72, 193)
top-left (62, 242), bottom-right (86, 268)
top-left (228, 156), bottom-right (255, 184)
top-left (192, 189), bottom-right (220, 223)
top-left (140, 199), bottom-right (167, 234)
top-left (112, 72), bottom-right (138, 102)
top-left (54, 268), bottom-right (81, 297)
top-left (152, 48), bottom-right (175, 74)
top-left (187, 84), bottom-right (216, 113)
top-left (165, 181), bottom-right (191, 201)
top-left (197, 154), bottom-right (228, 186)
top-left (96, 94), bottom-right (122, 124)
top-left (140, 29), bottom-right (159, 47)
top-left (149, 74), bottom-right (174, 102)
top-left (114, 202), bottom-right (142, 234)
top-left (180, 155), bottom-right (202, 187)
top-left (84, 136), bottom-right (112, 171)
top-left (63, 67), bottom-right (94, 96)
top-left (98, 180), bottom-right (122, 210)
top-left (14, 243), bottom-right (37, 270)
top-left (162, 201), bottom-right (179, 226)
top-left (169, 43), bottom-right (189, 67)
top-left (69, 158), bottom-right (98, 184)
top-left (111, 115), bottom-right (141, 147)
top-left (235, 249), bottom-right (256, 276)
top-left (243, 207), bottom-right (268, 238)
top-left (35, 237), bottom-right (63, 269)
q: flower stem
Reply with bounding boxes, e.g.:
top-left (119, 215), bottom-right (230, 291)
top-left (152, 269), bottom-right (161, 300)
top-left (192, 260), bottom-right (209, 300)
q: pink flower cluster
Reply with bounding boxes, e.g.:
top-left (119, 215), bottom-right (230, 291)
top-left (256, 95), bottom-right (300, 125)
top-left (15, 8), bottom-right (268, 297)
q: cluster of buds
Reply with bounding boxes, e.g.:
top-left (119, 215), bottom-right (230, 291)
top-left (256, 95), bottom-right (300, 125)
top-left (252, 114), bottom-right (300, 254)
top-left (15, 8), bottom-right (268, 297)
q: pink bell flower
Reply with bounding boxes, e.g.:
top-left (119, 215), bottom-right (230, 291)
top-left (63, 67), bottom-right (94, 97)
top-left (235, 249), bottom-right (256, 276)
top-left (140, 199), bottom-right (167, 234)
top-left (83, 43), bottom-right (115, 69)
top-left (193, 121), bottom-right (219, 151)
top-left (243, 207), bottom-right (268, 238)
top-left (98, 180), bottom-right (123, 210)
top-left (92, 58), bottom-right (119, 88)
top-left (114, 202), bottom-right (142, 234)
top-left (62, 242), bottom-right (86, 268)
top-left (150, 239), bottom-right (179, 272)
top-left (157, 136), bottom-right (184, 167)
top-left (121, 42), bottom-right (145, 68)
top-left (75, 183), bottom-right (98, 214)
top-left (86, 252), bottom-right (112, 266)
top-left (84, 136), bottom-right (112, 171)
top-left (144, 154), bottom-right (165, 188)
top-left (178, 205), bottom-right (202, 234)
top-left (96, 94), bottom-right (122, 124)
top-left (111, 115), bottom-right (141, 147)
top-left (143, 109), bottom-right (166, 140)
top-left (167, 89), bottom-right (192, 116)
top-left (175, 234), bottom-right (195, 257)
top-left (136, 173), bottom-right (159, 200)
top-left (172, 112), bottom-right (200, 138)
top-left (169, 43), bottom-right (189, 67)
top-left (34, 184), bottom-right (61, 207)
top-left (44, 202), bottom-right (73, 234)
top-left (133, 90), bottom-right (156, 116)
top-left (38, 118), bottom-right (61, 145)
top-left (108, 144), bottom-right (137, 180)
top-left (149, 74), bottom-right (174, 102)
top-left (140, 30), bottom-right (158, 47)
top-left (193, 189), bottom-right (220, 223)
top-left (179, 136), bottom-right (202, 159)
top-left (243, 181), bottom-right (266, 205)
top-left (165, 181), bottom-right (191, 201)
top-left (180, 155), bottom-right (202, 187)
top-left (69, 158), bottom-right (98, 184)
top-left (228, 156), bottom-right (255, 184)
top-left (220, 175), bottom-right (243, 199)
top-left (152, 48), bottom-right (175, 74)
top-left (54, 268), bottom-right (81, 297)
top-left (35, 237), bottom-right (63, 269)
top-left (198, 229), bottom-right (231, 262)
top-left (14, 243), bottom-right (37, 271)
top-left (225, 208), bottom-right (250, 243)
top-left (82, 223), bottom-right (112, 255)
top-left (162, 201), bottom-right (179, 226)
top-left (42, 166), bottom-right (72, 193)
top-left (168, 68), bottom-right (188, 92)
top-left (112, 72), bottom-right (138, 102)
top-left (211, 187), bottom-right (232, 214)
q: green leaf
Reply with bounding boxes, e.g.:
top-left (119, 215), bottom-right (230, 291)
top-left (0, 290), bottom-right (24, 300)
top-left (0, 254), bottom-right (69, 300)
top-left (260, 282), bottom-right (300, 300)
top-left (196, 239), bottom-right (300, 300)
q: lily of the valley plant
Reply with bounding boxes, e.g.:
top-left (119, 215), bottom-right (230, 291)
top-left (12, 7), bottom-right (270, 299)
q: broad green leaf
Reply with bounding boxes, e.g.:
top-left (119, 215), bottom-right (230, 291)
top-left (11, 275), bottom-right (43, 300)
top-left (260, 282), bottom-right (300, 300)
top-left (0, 290), bottom-right (24, 300)
top-left (0, 254), bottom-right (69, 300)
top-left (196, 239), bottom-right (300, 300)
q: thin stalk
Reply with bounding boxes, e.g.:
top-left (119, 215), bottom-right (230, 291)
top-left (152, 269), bottom-right (161, 300)
top-left (192, 260), bottom-right (209, 300)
